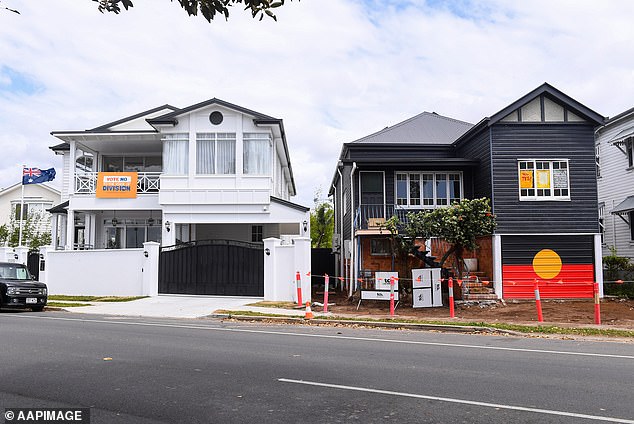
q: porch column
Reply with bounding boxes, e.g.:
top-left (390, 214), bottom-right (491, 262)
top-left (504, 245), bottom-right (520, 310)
top-left (85, 213), bottom-right (96, 249)
top-left (59, 215), bottom-right (68, 249)
top-left (594, 234), bottom-right (604, 297)
top-left (66, 209), bottom-right (75, 250)
top-left (50, 214), bottom-right (58, 250)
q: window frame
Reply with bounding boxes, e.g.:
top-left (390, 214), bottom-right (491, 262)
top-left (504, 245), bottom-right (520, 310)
top-left (518, 159), bottom-right (571, 201)
top-left (251, 225), bottom-right (263, 243)
top-left (394, 171), bottom-right (463, 208)
top-left (196, 132), bottom-right (236, 175)
top-left (370, 238), bottom-right (391, 256)
top-left (243, 132), bottom-right (272, 175)
top-left (626, 139), bottom-right (633, 169)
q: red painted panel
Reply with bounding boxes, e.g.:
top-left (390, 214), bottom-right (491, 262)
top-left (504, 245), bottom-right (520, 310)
top-left (503, 264), bottom-right (594, 299)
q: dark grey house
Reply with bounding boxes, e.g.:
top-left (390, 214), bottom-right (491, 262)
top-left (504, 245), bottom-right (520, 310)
top-left (330, 83), bottom-right (605, 299)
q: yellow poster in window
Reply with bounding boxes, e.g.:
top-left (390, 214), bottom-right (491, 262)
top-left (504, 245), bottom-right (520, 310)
top-left (519, 170), bottom-right (534, 188)
top-left (536, 170), bottom-right (550, 188)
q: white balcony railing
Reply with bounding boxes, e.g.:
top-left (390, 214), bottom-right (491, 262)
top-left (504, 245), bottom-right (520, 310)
top-left (74, 172), bottom-right (161, 194)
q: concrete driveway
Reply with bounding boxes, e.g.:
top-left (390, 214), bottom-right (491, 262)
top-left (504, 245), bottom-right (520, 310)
top-left (62, 295), bottom-right (262, 319)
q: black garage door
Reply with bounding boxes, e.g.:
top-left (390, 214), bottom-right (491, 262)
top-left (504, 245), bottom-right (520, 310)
top-left (159, 240), bottom-right (264, 296)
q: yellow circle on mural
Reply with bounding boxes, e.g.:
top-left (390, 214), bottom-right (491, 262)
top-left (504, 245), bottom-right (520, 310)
top-left (532, 249), bottom-right (562, 279)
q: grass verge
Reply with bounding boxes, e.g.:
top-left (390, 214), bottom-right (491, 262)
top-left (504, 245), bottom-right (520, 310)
top-left (48, 295), bottom-right (147, 302)
top-left (47, 302), bottom-right (93, 308)
top-left (216, 310), bottom-right (634, 338)
top-left (244, 301), bottom-right (300, 309)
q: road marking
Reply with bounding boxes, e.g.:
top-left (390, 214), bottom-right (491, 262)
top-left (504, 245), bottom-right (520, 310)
top-left (278, 378), bottom-right (634, 423)
top-left (11, 314), bottom-right (634, 360)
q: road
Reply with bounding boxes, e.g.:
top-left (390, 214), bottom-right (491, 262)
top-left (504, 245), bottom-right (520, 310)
top-left (1, 311), bottom-right (633, 423)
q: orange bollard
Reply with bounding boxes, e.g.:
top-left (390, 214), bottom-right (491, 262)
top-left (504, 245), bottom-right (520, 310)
top-left (534, 280), bottom-right (544, 323)
top-left (295, 271), bottom-right (303, 306)
top-left (448, 277), bottom-right (455, 318)
top-left (593, 282), bottom-right (601, 325)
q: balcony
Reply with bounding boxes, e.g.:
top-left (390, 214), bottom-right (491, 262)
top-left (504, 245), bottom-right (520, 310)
top-left (75, 172), bottom-right (161, 194)
top-left (355, 204), bottom-right (411, 231)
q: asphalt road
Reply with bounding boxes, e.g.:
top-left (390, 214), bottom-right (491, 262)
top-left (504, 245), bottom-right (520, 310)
top-left (1, 311), bottom-right (633, 423)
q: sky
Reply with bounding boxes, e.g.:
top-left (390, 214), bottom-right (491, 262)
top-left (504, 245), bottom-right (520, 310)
top-left (1, 0), bottom-right (633, 207)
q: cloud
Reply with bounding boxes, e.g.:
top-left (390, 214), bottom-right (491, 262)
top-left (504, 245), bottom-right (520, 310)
top-left (0, 0), bottom-right (632, 206)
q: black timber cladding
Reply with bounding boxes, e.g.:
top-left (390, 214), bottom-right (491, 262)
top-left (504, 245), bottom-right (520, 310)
top-left (454, 127), bottom-right (492, 201)
top-left (501, 235), bottom-right (594, 264)
top-left (490, 122), bottom-right (599, 233)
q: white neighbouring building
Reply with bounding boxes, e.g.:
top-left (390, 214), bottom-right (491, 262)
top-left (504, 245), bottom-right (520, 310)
top-left (44, 98), bottom-right (311, 299)
top-left (0, 182), bottom-right (61, 241)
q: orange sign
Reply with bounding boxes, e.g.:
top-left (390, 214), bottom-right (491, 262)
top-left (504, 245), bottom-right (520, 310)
top-left (96, 172), bottom-right (138, 198)
top-left (519, 170), bottom-right (534, 188)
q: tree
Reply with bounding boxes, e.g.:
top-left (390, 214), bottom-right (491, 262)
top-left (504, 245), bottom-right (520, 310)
top-left (310, 190), bottom-right (334, 249)
top-left (384, 198), bottom-right (496, 276)
top-left (0, 210), bottom-right (53, 250)
top-left (94, 0), bottom-right (295, 22)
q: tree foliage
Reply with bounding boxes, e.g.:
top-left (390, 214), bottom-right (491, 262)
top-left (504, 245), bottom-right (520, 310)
top-left (94, 0), bottom-right (295, 22)
top-left (384, 198), bottom-right (496, 274)
top-left (0, 210), bottom-right (52, 250)
top-left (310, 190), bottom-right (334, 249)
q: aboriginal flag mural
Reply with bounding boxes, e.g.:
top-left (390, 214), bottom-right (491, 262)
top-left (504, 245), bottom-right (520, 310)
top-left (502, 235), bottom-right (595, 299)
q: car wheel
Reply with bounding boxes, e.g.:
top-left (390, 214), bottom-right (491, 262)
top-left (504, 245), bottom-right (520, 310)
top-left (31, 305), bottom-right (44, 312)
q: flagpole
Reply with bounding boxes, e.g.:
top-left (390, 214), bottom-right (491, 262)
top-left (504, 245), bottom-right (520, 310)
top-left (18, 164), bottom-right (25, 247)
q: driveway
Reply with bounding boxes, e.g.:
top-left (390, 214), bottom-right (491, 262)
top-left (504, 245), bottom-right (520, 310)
top-left (62, 295), bottom-right (262, 319)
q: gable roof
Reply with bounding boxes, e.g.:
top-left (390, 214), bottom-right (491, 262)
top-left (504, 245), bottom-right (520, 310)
top-left (147, 98), bottom-right (277, 126)
top-left (454, 83), bottom-right (606, 146)
top-left (349, 111), bottom-right (473, 145)
top-left (489, 82), bottom-right (605, 125)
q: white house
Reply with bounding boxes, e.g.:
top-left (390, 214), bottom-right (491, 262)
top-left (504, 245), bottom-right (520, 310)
top-left (0, 182), bottom-right (60, 242)
top-left (46, 98), bottom-right (310, 298)
top-left (596, 106), bottom-right (634, 259)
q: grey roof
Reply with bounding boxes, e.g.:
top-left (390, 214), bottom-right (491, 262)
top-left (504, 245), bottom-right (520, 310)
top-left (349, 112), bottom-right (473, 145)
top-left (612, 195), bottom-right (634, 214)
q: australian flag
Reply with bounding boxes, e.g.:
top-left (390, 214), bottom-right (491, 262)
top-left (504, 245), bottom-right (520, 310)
top-left (22, 167), bottom-right (56, 185)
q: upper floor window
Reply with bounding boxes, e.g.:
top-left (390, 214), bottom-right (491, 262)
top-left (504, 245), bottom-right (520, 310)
top-left (595, 144), bottom-right (601, 178)
top-left (518, 159), bottom-right (570, 200)
top-left (627, 139), bottom-right (633, 168)
top-left (196, 133), bottom-right (236, 175)
top-left (162, 133), bottom-right (188, 175)
top-left (103, 155), bottom-right (162, 173)
top-left (396, 172), bottom-right (462, 207)
top-left (243, 133), bottom-right (272, 175)
top-left (75, 148), bottom-right (94, 174)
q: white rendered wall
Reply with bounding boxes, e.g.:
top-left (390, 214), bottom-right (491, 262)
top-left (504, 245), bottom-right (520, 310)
top-left (263, 236), bottom-right (311, 302)
top-left (43, 248), bottom-right (146, 296)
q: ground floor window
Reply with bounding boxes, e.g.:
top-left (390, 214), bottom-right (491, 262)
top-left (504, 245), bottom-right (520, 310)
top-left (105, 220), bottom-right (162, 248)
top-left (370, 238), bottom-right (391, 255)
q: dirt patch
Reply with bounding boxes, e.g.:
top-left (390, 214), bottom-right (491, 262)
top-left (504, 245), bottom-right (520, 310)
top-left (316, 292), bottom-right (634, 329)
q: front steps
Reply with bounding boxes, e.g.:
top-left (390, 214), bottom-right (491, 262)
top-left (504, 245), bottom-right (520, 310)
top-left (460, 272), bottom-right (498, 302)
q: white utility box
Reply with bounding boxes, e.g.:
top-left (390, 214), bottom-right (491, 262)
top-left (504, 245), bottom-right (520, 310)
top-left (412, 268), bottom-right (442, 308)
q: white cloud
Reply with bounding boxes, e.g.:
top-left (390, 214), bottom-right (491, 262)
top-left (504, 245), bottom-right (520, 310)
top-left (0, 0), bottom-right (632, 206)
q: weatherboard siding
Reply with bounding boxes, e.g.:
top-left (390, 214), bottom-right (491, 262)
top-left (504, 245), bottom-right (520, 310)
top-left (596, 113), bottom-right (634, 259)
top-left (490, 123), bottom-right (599, 234)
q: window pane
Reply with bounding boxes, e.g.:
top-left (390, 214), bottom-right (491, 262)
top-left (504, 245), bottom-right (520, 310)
top-left (217, 138), bottom-right (235, 174)
top-left (396, 174), bottom-right (407, 205)
top-left (147, 226), bottom-right (162, 243)
top-left (436, 174), bottom-right (447, 205)
top-left (162, 134), bottom-right (189, 175)
top-left (126, 226), bottom-right (145, 249)
top-left (144, 156), bottom-right (162, 172)
top-left (196, 135), bottom-right (215, 174)
top-left (409, 174), bottom-right (420, 205)
top-left (124, 157), bottom-right (144, 172)
top-left (449, 174), bottom-right (461, 203)
top-left (243, 134), bottom-right (271, 175)
top-left (103, 156), bottom-right (123, 172)
top-left (422, 174), bottom-right (434, 206)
